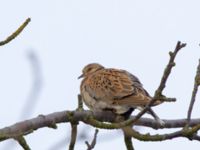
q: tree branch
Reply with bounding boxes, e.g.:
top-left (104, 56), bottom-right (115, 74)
top-left (85, 129), bottom-right (98, 150)
top-left (1, 110), bottom-right (200, 142)
top-left (0, 18), bottom-right (31, 46)
top-left (155, 41), bottom-right (186, 96)
top-left (125, 124), bottom-right (200, 142)
top-left (68, 124), bottom-right (78, 150)
top-left (187, 59), bottom-right (200, 125)
top-left (77, 94), bottom-right (84, 111)
top-left (123, 130), bottom-right (134, 150)
top-left (121, 41), bottom-right (186, 127)
top-left (14, 136), bottom-right (31, 150)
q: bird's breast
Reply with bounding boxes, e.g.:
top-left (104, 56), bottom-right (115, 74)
top-left (81, 85), bottom-right (131, 114)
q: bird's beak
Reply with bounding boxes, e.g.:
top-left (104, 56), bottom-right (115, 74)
top-left (78, 74), bottom-right (84, 79)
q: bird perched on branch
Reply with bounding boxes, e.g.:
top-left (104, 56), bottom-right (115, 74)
top-left (78, 63), bottom-right (164, 125)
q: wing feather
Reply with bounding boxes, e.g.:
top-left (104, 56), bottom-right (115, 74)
top-left (84, 68), bottom-right (152, 106)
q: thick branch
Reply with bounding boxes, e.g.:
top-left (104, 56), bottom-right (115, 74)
top-left (0, 110), bottom-right (200, 142)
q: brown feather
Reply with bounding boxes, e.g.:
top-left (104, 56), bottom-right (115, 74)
top-left (80, 63), bottom-right (163, 114)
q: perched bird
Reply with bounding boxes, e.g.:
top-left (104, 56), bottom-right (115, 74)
top-left (78, 63), bottom-right (164, 124)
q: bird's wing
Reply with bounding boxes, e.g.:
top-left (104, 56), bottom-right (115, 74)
top-left (84, 69), bottom-right (152, 106)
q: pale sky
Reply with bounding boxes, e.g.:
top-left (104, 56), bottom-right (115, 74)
top-left (1, 0), bottom-right (200, 149)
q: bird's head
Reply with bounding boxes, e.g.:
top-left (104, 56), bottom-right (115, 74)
top-left (78, 63), bottom-right (104, 79)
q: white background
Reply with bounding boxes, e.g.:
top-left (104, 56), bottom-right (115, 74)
top-left (0, 0), bottom-right (200, 149)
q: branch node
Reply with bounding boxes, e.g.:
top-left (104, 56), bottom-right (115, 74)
top-left (48, 123), bottom-right (57, 129)
top-left (169, 51), bottom-right (173, 57)
top-left (170, 62), bottom-right (176, 67)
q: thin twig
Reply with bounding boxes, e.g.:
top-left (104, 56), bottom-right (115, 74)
top-left (0, 18), bottom-right (31, 46)
top-left (77, 94), bottom-right (83, 111)
top-left (155, 41), bottom-right (186, 96)
top-left (49, 126), bottom-right (90, 150)
top-left (68, 124), bottom-right (78, 150)
top-left (128, 41), bottom-right (186, 126)
top-left (187, 59), bottom-right (200, 125)
top-left (14, 136), bottom-right (31, 150)
top-left (85, 129), bottom-right (99, 150)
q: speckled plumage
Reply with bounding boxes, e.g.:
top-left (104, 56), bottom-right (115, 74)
top-left (79, 63), bottom-right (162, 115)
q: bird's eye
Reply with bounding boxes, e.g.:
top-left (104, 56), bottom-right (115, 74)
top-left (87, 68), bottom-right (92, 72)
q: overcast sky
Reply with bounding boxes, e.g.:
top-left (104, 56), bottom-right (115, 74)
top-left (1, 0), bottom-right (200, 149)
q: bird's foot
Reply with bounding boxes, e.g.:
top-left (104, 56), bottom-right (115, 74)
top-left (156, 118), bottom-right (165, 127)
